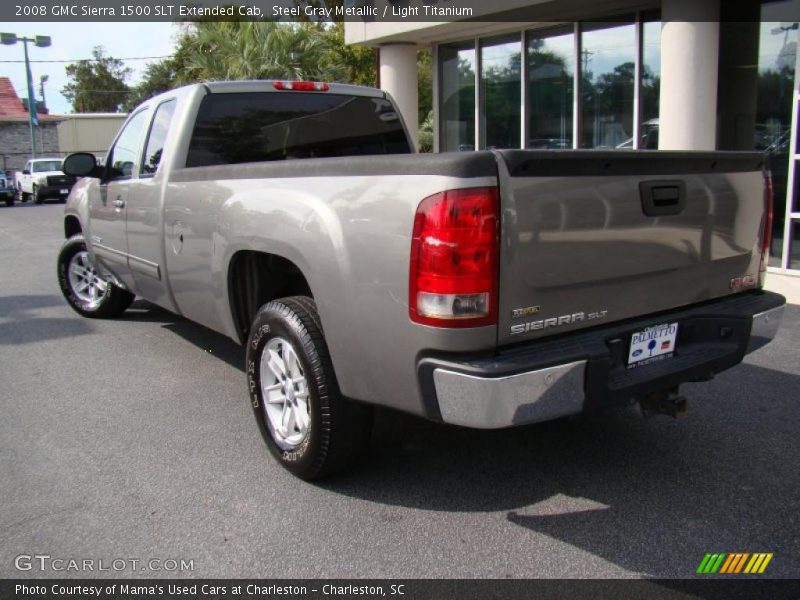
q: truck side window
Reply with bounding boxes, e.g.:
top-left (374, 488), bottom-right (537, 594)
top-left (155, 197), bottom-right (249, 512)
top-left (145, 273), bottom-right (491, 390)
top-left (186, 92), bottom-right (411, 168)
top-left (106, 110), bottom-right (149, 181)
top-left (141, 99), bottom-right (177, 177)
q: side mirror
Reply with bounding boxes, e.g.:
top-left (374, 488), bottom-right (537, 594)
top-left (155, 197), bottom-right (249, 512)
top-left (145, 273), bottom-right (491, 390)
top-left (63, 152), bottom-right (101, 178)
top-left (22, 169), bottom-right (30, 175)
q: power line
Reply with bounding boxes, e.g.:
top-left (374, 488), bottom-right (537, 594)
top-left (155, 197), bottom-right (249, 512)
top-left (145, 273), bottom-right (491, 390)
top-left (0, 55), bottom-right (173, 63)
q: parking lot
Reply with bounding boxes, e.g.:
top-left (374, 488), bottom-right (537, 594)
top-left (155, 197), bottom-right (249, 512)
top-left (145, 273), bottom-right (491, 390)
top-left (1, 201), bottom-right (798, 579)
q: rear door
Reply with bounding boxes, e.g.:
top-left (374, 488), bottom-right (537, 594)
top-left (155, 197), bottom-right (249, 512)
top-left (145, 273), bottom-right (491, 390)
top-left (89, 108), bottom-right (150, 288)
top-left (494, 151), bottom-right (766, 346)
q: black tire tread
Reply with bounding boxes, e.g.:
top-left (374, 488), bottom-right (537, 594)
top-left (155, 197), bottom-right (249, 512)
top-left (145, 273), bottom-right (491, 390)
top-left (249, 296), bottom-right (371, 480)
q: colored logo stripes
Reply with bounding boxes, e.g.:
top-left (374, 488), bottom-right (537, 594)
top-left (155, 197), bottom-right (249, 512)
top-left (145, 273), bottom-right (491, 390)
top-left (697, 553), bottom-right (773, 574)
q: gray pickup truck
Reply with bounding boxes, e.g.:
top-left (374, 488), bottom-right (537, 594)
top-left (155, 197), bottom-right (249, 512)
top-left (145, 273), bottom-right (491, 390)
top-left (58, 80), bottom-right (785, 480)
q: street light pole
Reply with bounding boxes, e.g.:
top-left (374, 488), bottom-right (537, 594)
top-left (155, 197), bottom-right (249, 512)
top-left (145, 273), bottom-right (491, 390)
top-left (21, 38), bottom-right (38, 157)
top-left (0, 32), bottom-right (51, 160)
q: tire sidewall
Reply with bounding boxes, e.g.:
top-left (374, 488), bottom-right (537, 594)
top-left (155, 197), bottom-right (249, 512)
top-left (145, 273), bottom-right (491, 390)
top-left (246, 305), bottom-right (324, 477)
top-left (57, 235), bottom-right (113, 317)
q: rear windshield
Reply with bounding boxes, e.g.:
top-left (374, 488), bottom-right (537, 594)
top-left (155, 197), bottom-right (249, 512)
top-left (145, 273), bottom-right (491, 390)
top-left (186, 91), bottom-right (412, 168)
top-left (33, 160), bottom-right (62, 172)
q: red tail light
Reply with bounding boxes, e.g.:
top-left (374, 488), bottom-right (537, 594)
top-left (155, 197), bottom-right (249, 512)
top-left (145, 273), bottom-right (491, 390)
top-left (761, 171), bottom-right (774, 273)
top-left (409, 187), bottom-right (499, 328)
top-left (273, 81), bottom-right (329, 92)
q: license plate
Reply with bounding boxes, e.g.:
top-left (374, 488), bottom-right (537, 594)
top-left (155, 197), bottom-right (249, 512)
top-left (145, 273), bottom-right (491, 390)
top-left (627, 322), bottom-right (679, 367)
top-left (60, 188), bottom-right (69, 194)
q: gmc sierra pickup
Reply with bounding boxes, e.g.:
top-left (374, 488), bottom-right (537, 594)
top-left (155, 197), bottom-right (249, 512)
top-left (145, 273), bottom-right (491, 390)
top-left (58, 80), bottom-right (785, 480)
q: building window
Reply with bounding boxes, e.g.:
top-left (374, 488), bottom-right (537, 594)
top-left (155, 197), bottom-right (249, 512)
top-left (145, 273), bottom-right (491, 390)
top-left (436, 13), bottom-right (660, 152)
top-left (579, 20), bottom-right (636, 149)
top-left (640, 15), bottom-right (662, 149)
top-left (719, 0), bottom-right (799, 270)
top-left (480, 35), bottom-right (521, 149)
top-left (527, 28), bottom-right (574, 149)
top-left (439, 41), bottom-right (476, 152)
top-left (757, 6), bottom-right (798, 268)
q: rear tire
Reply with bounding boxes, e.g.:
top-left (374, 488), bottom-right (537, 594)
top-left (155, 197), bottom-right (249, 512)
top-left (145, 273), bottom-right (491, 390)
top-left (246, 296), bottom-right (372, 480)
top-left (57, 234), bottom-right (135, 318)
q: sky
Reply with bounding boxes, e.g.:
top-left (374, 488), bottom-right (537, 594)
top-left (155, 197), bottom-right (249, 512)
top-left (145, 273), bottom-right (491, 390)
top-left (0, 22), bottom-right (180, 115)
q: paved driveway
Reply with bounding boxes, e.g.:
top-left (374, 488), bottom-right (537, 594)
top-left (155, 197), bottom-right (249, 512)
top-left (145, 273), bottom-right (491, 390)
top-left (1, 202), bottom-right (798, 579)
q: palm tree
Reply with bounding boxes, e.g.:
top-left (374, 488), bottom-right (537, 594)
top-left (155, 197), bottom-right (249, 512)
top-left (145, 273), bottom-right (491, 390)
top-left (180, 21), bottom-right (346, 83)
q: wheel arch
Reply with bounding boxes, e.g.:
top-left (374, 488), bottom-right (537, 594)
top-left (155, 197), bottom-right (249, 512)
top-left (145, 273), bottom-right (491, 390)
top-left (64, 215), bottom-right (82, 239)
top-left (227, 250), bottom-right (314, 344)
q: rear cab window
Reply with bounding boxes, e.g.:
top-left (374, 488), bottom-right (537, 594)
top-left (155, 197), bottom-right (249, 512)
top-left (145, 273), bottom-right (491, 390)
top-left (186, 92), bottom-right (412, 168)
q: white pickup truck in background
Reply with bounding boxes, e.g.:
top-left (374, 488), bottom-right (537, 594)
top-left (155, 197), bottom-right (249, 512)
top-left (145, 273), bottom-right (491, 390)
top-left (15, 157), bottom-right (76, 204)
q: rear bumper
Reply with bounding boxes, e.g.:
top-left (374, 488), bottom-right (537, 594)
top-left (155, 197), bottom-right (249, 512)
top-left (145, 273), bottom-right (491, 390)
top-left (418, 291), bottom-right (785, 429)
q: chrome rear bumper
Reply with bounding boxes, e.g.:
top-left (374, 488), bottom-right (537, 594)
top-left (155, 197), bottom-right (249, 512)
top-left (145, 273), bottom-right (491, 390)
top-left (746, 304), bottom-right (784, 354)
top-left (433, 362), bottom-right (585, 429)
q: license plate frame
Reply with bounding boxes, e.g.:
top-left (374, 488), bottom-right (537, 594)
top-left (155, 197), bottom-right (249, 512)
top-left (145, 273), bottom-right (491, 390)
top-left (627, 322), bottom-right (679, 368)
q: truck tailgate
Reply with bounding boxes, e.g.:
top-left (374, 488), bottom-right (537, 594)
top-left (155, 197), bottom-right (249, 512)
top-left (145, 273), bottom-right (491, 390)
top-left (494, 151), bottom-right (767, 346)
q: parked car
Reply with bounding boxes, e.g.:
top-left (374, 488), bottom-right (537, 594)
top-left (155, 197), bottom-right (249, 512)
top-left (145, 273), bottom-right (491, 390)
top-left (58, 80), bottom-right (785, 480)
top-left (0, 172), bottom-right (15, 207)
top-left (15, 157), bottom-right (76, 204)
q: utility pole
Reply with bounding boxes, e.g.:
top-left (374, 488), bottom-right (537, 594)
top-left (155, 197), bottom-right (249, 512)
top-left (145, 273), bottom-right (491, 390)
top-left (0, 33), bottom-right (51, 159)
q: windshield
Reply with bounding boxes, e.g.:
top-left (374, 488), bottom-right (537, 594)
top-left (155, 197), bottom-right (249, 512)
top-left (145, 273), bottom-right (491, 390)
top-left (33, 160), bottom-right (63, 173)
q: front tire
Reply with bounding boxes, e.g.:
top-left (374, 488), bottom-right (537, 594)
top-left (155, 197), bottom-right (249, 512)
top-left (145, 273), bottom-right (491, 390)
top-left (4, 196), bottom-right (13, 207)
top-left (246, 296), bottom-right (372, 480)
top-left (33, 185), bottom-right (42, 204)
top-left (57, 234), bottom-right (134, 318)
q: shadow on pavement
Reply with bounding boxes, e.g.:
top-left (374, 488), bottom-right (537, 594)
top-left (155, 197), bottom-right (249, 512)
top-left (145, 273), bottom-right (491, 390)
top-left (121, 300), bottom-right (245, 371)
top-left (0, 294), bottom-right (63, 315)
top-left (0, 294), bottom-right (94, 345)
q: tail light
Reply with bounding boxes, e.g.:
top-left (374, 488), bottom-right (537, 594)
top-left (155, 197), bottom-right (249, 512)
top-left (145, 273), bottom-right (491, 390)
top-left (273, 81), bottom-right (329, 92)
top-left (409, 187), bottom-right (499, 328)
top-left (761, 171), bottom-right (774, 273)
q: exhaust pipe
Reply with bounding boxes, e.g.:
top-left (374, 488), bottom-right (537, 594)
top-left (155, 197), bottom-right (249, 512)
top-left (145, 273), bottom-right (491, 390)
top-left (640, 389), bottom-right (688, 419)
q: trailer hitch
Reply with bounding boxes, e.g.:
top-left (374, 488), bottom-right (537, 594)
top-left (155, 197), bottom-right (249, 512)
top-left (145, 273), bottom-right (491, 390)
top-left (640, 389), bottom-right (688, 419)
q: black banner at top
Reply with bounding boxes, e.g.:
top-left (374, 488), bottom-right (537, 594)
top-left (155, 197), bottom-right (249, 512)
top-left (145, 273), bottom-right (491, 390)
top-left (0, 0), bottom-right (788, 23)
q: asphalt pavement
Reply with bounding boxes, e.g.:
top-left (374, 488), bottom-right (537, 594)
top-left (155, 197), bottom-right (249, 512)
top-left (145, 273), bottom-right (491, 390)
top-left (1, 201), bottom-right (798, 579)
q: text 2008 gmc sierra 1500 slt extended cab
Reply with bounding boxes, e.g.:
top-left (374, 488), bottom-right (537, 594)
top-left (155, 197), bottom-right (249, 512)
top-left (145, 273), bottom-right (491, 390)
top-left (58, 80), bottom-right (785, 480)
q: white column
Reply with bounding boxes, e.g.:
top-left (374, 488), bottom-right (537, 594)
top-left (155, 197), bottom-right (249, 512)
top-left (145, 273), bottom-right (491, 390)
top-left (659, 0), bottom-right (720, 150)
top-left (380, 44), bottom-right (419, 151)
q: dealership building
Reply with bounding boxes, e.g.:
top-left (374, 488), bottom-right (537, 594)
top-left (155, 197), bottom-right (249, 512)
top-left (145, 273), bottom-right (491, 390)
top-left (346, 0), bottom-right (800, 274)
